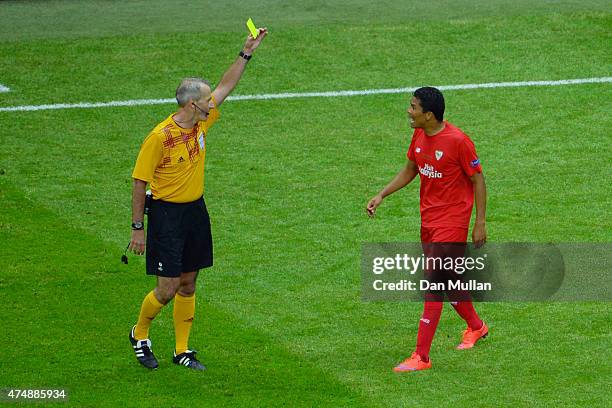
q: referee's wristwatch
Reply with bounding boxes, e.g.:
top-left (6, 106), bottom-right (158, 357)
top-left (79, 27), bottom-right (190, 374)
top-left (239, 51), bottom-right (252, 61)
top-left (131, 221), bottom-right (144, 230)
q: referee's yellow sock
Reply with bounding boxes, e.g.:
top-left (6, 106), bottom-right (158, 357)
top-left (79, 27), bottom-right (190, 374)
top-left (134, 290), bottom-right (164, 340)
top-left (173, 292), bottom-right (196, 355)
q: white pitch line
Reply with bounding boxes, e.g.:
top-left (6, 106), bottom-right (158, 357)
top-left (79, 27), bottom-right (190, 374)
top-left (0, 77), bottom-right (610, 113)
top-left (0, 83), bottom-right (10, 93)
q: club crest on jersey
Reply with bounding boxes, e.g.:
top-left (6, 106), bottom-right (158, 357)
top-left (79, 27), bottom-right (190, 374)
top-left (471, 158), bottom-right (480, 168)
top-left (416, 147), bottom-right (421, 153)
top-left (435, 150), bottom-right (444, 160)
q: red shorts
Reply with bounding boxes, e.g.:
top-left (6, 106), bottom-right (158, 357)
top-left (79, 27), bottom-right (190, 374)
top-left (420, 226), bottom-right (468, 243)
top-left (420, 226), bottom-right (470, 301)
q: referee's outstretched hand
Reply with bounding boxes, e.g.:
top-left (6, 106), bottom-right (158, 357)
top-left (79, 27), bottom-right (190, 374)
top-left (243, 27), bottom-right (268, 53)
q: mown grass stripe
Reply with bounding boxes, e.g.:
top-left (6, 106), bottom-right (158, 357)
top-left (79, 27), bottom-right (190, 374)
top-left (0, 178), bottom-right (371, 407)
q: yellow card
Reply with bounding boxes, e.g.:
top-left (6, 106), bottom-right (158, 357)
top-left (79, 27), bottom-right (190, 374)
top-left (246, 18), bottom-right (259, 39)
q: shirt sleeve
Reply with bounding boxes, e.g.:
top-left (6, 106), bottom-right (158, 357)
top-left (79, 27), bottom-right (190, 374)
top-left (132, 132), bottom-right (163, 182)
top-left (199, 95), bottom-right (221, 133)
top-left (458, 136), bottom-right (482, 176)
top-left (406, 130), bottom-right (418, 161)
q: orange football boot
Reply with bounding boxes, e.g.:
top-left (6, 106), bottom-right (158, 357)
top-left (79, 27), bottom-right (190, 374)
top-left (393, 352), bottom-right (432, 372)
top-left (457, 322), bottom-right (489, 350)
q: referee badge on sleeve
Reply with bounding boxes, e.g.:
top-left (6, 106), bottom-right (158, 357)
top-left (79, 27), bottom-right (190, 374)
top-left (198, 132), bottom-right (205, 150)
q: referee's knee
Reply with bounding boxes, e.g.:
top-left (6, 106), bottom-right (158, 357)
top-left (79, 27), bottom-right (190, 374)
top-left (154, 281), bottom-right (181, 304)
top-left (178, 282), bottom-right (196, 296)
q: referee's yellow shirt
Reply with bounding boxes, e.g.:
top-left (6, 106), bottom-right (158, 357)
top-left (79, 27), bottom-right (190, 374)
top-left (132, 102), bottom-right (220, 203)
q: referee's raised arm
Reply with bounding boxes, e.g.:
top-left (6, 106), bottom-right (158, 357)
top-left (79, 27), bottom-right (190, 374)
top-left (212, 27), bottom-right (268, 106)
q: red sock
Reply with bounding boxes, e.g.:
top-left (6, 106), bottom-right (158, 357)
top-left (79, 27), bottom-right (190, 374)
top-left (415, 301), bottom-right (443, 361)
top-left (451, 301), bottom-right (482, 330)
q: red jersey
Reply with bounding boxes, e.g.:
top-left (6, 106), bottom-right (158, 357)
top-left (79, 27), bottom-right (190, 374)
top-left (407, 122), bottom-right (482, 228)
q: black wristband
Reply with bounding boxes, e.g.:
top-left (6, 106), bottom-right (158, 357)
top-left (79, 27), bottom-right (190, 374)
top-left (131, 221), bottom-right (144, 230)
top-left (239, 51), bottom-right (252, 61)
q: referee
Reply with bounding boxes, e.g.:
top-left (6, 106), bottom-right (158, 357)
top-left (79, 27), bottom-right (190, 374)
top-left (127, 26), bottom-right (268, 370)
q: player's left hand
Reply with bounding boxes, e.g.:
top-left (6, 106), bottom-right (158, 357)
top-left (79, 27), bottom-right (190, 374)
top-left (472, 221), bottom-right (487, 248)
top-left (243, 27), bottom-right (268, 54)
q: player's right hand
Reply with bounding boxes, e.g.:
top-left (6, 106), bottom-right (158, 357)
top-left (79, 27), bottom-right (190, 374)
top-left (366, 195), bottom-right (383, 217)
top-left (129, 230), bottom-right (146, 255)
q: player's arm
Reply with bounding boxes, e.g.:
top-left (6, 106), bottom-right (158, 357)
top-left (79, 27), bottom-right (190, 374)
top-left (366, 160), bottom-right (419, 217)
top-left (470, 172), bottom-right (487, 247)
top-left (129, 179), bottom-right (147, 255)
top-left (212, 27), bottom-right (268, 107)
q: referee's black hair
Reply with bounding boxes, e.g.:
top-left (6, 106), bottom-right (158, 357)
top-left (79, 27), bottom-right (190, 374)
top-left (414, 87), bottom-right (445, 122)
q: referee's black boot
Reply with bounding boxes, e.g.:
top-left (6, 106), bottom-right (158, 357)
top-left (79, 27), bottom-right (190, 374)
top-left (173, 350), bottom-right (206, 371)
top-left (129, 325), bottom-right (159, 369)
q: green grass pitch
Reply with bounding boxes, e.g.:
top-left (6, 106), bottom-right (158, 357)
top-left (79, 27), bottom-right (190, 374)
top-left (0, 1), bottom-right (610, 406)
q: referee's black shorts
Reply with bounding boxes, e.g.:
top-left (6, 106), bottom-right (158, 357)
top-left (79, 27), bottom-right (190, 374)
top-left (146, 196), bottom-right (213, 277)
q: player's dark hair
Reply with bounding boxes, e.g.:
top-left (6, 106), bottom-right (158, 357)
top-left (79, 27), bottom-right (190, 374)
top-left (413, 87), bottom-right (445, 122)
